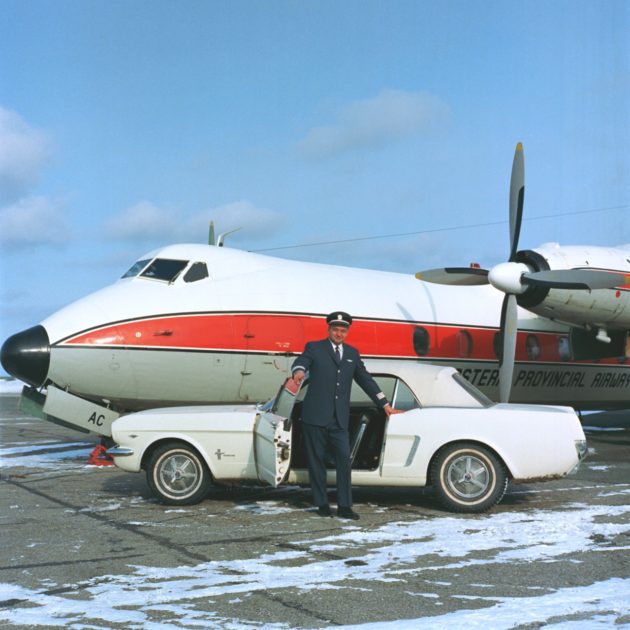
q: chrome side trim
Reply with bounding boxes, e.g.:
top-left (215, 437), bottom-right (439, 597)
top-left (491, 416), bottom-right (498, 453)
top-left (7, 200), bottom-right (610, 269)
top-left (404, 436), bottom-right (421, 467)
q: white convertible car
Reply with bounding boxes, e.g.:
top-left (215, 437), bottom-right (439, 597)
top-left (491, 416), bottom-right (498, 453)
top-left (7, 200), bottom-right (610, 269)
top-left (107, 360), bottom-right (587, 513)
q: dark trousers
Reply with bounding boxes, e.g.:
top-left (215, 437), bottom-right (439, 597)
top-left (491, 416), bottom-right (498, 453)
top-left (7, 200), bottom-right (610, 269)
top-left (301, 420), bottom-right (352, 508)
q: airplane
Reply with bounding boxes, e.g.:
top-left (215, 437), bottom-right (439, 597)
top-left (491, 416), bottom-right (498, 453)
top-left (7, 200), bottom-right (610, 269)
top-left (2, 144), bottom-right (630, 439)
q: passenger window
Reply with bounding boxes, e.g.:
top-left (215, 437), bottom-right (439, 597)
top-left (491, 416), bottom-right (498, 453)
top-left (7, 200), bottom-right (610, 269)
top-left (493, 332), bottom-right (502, 360)
top-left (526, 334), bottom-right (541, 360)
top-left (392, 379), bottom-right (420, 411)
top-left (457, 330), bottom-right (473, 358)
top-left (121, 258), bottom-right (152, 278)
top-left (184, 262), bottom-right (209, 283)
top-left (141, 258), bottom-right (189, 282)
top-left (413, 327), bottom-right (430, 356)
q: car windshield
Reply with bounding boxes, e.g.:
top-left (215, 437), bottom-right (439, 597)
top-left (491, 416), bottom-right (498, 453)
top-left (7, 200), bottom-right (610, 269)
top-left (140, 258), bottom-right (189, 282)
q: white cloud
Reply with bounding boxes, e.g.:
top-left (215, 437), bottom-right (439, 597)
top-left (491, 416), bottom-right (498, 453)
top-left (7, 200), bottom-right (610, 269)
top-left (0, 109), bottom-right (68, 251)
top-left (0, 107), bottom-right (52, 203)
top-left (298, 89), bottom-right (450, 159)
top-left (0, 196), bottom-right (68, 248)
top-left (105, 200), bottom-right (286, 245)
top-left (104, 201), bottom-right (178, 242)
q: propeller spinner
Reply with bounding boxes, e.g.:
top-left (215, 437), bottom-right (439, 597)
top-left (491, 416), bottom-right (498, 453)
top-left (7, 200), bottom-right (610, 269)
top-left (416, 143), bottom-right (627, 403)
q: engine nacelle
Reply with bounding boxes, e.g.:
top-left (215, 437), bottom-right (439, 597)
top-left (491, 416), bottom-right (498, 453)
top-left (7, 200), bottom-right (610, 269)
top-left (514, 250), bottom-right (550, 308)
top-left (515, 244), bottom-right (630, 332)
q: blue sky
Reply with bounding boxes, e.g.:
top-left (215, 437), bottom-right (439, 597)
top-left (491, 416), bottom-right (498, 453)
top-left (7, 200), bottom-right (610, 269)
top-left (1, 0), bottom-right (629, 353)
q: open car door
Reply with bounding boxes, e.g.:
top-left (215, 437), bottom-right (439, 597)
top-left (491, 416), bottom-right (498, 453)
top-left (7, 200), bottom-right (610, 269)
top-left (254, 378), bottom-right (299, 486)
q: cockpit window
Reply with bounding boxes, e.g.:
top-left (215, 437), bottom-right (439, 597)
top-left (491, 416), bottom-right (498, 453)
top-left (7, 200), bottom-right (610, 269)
top-left (183, 262), bottom-right (209, 283)
top-left (140, 258), bottom-right (189, 282)
top-left (121, 259), bottom-right (152, 278)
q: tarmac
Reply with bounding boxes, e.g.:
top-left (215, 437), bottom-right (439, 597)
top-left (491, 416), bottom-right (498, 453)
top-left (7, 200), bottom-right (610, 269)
top-left (1, 393), bottom-right (630, 629)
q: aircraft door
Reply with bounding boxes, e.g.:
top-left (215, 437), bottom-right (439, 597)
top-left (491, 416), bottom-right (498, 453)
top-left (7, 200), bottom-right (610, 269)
top-left (239, 316), bottom-right (304, 400)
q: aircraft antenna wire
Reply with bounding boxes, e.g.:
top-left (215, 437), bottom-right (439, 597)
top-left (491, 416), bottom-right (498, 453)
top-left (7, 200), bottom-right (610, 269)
top-left (251, 203), bottom-right (630, 253)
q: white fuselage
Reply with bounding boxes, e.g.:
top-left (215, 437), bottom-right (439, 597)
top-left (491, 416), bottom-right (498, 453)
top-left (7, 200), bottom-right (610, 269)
top-left (33, 242), bottom-right (630, 411)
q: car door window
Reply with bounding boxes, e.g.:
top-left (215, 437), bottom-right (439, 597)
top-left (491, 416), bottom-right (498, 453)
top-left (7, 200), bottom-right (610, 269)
top-left (348, 375), bottom-right (419, 410)
top-left (391, 379), bottom-right (421, 411)
top-left (272, 379), bottom-right (306, 419)
top-left (348, 375), bottom-right (397, 406)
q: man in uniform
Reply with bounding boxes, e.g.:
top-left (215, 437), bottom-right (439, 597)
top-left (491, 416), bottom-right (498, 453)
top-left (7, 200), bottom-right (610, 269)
top-left (291, 311), bottom-right (400, 520)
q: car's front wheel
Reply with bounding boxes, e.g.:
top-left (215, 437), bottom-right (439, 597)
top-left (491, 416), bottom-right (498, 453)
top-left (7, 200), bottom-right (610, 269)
top-left (146, 441), bottom-right (210, 505)
top-left (431, 442), bottom-right (508, 513)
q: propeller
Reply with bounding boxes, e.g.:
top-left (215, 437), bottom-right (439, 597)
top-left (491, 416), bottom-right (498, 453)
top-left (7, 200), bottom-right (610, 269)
top-left (416, 264), bottom-right (627, 292)
top-left (416, 143), bottom-right (627, 403)
top-left (415, 267), bottom-right (489, 285)
top-left (497, 142), bottom-right (525, 403)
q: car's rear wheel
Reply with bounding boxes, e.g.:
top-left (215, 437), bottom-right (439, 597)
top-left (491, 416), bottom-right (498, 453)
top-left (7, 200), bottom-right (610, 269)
top-left (431, 442), bottom-right (508, 513)
top-left (146, 441), bottom-right (210, 505)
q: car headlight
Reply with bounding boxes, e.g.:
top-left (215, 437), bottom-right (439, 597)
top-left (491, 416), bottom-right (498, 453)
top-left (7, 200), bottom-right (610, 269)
top-left (575, 439), bottom-right (588, 461)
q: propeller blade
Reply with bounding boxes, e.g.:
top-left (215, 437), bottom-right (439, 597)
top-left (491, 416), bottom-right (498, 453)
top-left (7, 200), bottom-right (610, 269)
top-left (522, 269), bottom-right (629, 290)
top-left (415, 267), bottom-right (489, 286)
top-left (509, 143), bottom-right (525, 261)
top-left (498, 293), bottom-right (518, 403)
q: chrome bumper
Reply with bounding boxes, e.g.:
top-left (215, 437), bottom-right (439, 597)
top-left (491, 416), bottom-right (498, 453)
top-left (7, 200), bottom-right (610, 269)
top-left (106, 446), bottom-right (134, 457)
top-left (575, 439), bottom-right (588, 461)
top-left (569, 439), bottom-right (589, 475)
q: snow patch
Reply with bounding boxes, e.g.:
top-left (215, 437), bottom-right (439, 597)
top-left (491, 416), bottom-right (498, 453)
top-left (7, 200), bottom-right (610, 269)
top-left (1, 503), bottom-right (629, 628)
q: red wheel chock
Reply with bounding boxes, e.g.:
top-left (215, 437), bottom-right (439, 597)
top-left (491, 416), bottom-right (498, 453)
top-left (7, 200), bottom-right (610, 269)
top-left (88, 444), bottom-right (115, 466)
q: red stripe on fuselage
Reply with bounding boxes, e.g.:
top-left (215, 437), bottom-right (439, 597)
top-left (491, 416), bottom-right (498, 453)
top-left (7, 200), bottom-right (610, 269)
top-left (57, 312), bottom-right (584, 364)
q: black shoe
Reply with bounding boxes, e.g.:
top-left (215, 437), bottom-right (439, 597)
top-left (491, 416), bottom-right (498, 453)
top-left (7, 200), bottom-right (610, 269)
top-left (337, 507), bottom-right (360, 520)
top-left (317, 504), bottom-right (332, 517)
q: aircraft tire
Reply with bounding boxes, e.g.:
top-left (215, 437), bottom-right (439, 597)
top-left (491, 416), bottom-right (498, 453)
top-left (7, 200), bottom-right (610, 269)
top-left (430, 442), bottom-right (508, 513)
top-left (146, 441), bottom-right (210, 505)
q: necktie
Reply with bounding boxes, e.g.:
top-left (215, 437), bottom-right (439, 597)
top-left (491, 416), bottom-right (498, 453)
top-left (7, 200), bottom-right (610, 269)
top-left (335, 345), bottom-right (340, 362)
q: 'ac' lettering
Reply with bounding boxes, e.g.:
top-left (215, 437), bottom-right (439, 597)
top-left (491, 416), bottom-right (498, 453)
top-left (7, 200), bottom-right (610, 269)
top-left (88, 412), bottom-right (105, 426)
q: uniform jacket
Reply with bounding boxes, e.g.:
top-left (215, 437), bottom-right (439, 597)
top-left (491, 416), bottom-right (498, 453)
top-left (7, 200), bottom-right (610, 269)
top-left (292, 339), bottom-right (388, 429)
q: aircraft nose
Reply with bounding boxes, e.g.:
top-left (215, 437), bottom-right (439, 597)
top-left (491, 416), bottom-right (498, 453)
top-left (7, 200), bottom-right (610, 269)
top-left (1, 325), bottom-right (51, 387)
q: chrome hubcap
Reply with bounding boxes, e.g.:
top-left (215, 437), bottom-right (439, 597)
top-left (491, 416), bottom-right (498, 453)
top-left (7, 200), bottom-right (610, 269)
top-left (160, 454), bottom-right (199, 495)
top-left (446, 454), bottom-right (490, 499)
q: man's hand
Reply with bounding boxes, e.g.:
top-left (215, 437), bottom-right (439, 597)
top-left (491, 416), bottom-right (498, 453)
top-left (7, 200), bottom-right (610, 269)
top-left (292, 369), bottom-right (306, 386)
top-left (384, 404), bottom-right (403, 417)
